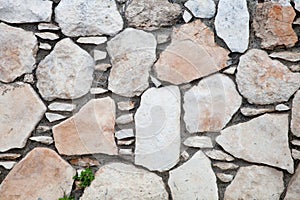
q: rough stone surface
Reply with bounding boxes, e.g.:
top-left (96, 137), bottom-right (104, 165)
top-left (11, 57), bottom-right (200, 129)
top-left (204, 150), bottom-right (234, 161)
top-left (76, 37), bottom-right (107, 45)
top-left (183, 136), bottom-right (213, 148)
top-left (0, 0), bottom-right (52, 23)
top-left (38, 23), bottom-right (60, 31)
top-left (69, 158), bottom-right (100, 167)
top-left (270, 51), bottom-right (300, 62)
top-left (0, 23), bottom-right (38, 83)
top-left (213, 162), bottom-right (239, 170)
top-left (216, 173), bottom-right (234, 183)
top-left (285, 164), bottom-right (300, 200)
top-left (292, 140), bottom-right (300, 146)
top-left (292, 149), bottom-right (300, 160)
top-left (37, 38), bottom-right (94, 101)
top-left (276, 104), bottom-right (290, 111)
top-left (292, 90), bottom-right (300, 137)
top-left (135, 86), bottom-right (181, 172)
top-left (115, 129), bottom-right (134, 140)
top-left (154, 20), bottom-right (229, 85)
top-left (39, 43), bottom-right (52, 50)
top-left (55, 0), bottom-right (123, 37)
top-left (0, 148), bottom-right (75, 200)
top-left (0, 154), bottom-right (21, 160)
top-left (48, 102), bottom-right (76, 112)
top-left (53, 97), bottom-right (118, 155)
top-left (184, 0), bottom-right (216, 19)
top-left (117, 101), bottom-right (135, 111)
top-left (236, 49), bottom-right (300, 105)
top-left (217, 113), bottom-right (294, 173)
top-left (183, 10), bottom-right (193, 23)
top-left (29, 136), bottom-right (54, 145)
top-left (107, 28), bottom-right (156, 97)
top-left (116, 114), bottom-right (134, 125)
top-left (35, 32), bottom-right (59, 40)
top-left (0, 83), bottom-right (46, 152)
top-left (125, 0), bottom-right (181, 30)
top-left (224, 165), bottom-right (284, 200)
top-left (240, 106), bottom-right (274, 116)
top-left (215, 0), bottom-right (249, 53)
top-left (45, 112), bottom-right (67, 122)
top-left (80, 163), bottom-right (168, 200)
top-left (168, 151), bottom-right (218, 200)
top-left (0, 162), bottom-right (16, 170)
top-left (183, 73), bottom-right (242, 133)
top-left (253, 2), bottom-right (297, 49)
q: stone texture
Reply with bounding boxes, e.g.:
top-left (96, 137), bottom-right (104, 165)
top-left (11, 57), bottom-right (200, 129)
top-left (117, 139), bottom-right (135, 146)
top-left (222, 66), bottom-right (236, 75)
top-left (292, 140), bottom-right (300, 146)
top-left (270, 51), bottom-right (300, 62)
top-left (292, 149), bottom-right (300, 160)
top-left (37, 38), bottom-right (94, 101)
top-left (224, 165), bottom-right (284, 200)
top-left (168, 151), bottom-right (218, 200)
top-left (213, 162), bottom-right (239, 170)
top-left (45, 112), bottom-right (67, 122)
top-left (183, 136), bottom-right (213, 148)
top-left (183, 10), bottom-right (193, 23)
top-left (292, 90), bottom-right (300, 137)
top-left (204, 150), bottom-right (234, 161)
top-left (107, 28), bottom-right (156, 97)
top-left (154, 20), bottom-right (229, 85)
top-left (93, 50), bottom-right (107, 62)
top-left (217, 113), bottom-right (294, 173)
top-left (95, 63), bottom-right (111, 71)
top-left (276, 104), bottom-right (290, 111)
top-left (0, 83), bottom-right (46, 152)
top-left (285, 164), bottom-right (300, 200)
top-left (89, 87), bottom-right (108, 95)
top-left (0, 0), bottom-right (52, 23)
top-left (215, 0), bottom-right (249, 53)
top-left (151, 28), bottom-right (172, 44)
top-left (135, 86), bottom-right (181, 172)
top-left (29, 136), bottom-right (54, 145)
top-left (39, 43), bottom-right (52, 50)
top-left (253, 2), bottom-right (297, 49)
top-left (38, 23), bottom-right (60, 31)
top-left (236, 49), bottom-right (300, 105)
top-left (240, 106), bottom-right (274, 116)
top-left (125, 0), bottom-right (181, 30)
top-left (69, 158), bottom-right (100, 167)
top-left (183, 73), bottom-right (242, 133)
top-left (216, 173), bottom-right (234, 183)
top-left (115, 129), bottom-right (134, 140)
top-left (55, 0), bottom-right (123, 37)
top-left (116, 114), bottom-right (134, 125)
top-left (0, 148), bottom-right (75, 200)
top-left (76, 37), bottom-right (107, 45)
top-left (0, 162), bottom-right (16, 170)
top-left (80, 163), bottom-right (168, 200)
top-left (35, 32), bottom-right (59, 40)
top-left (48, 102), bottom-right (76, 112)
top-left (117, 101), bottom-right (135, 111)
top-left (0, 23), bottom-right (38, 83)
top-left (53, 97), bottom-right (118, 155)
top-left (184, 0), bottom-right (216, 19)
top-left (0, 154), bottom-right (21, 160)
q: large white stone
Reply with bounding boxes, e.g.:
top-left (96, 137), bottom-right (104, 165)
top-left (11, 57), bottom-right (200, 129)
top-left (292, 90), bottom-right (300, 137)
top-left (184, 0), bottom-right (216, 19)
top-left (135, 86), bottom-right (181, 172)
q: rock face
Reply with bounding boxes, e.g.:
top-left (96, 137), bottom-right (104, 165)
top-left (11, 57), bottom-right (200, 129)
top-left (224, 165), bottom-right (284, 200)
top-left (168, 151), bottom-right (218, 200)
top-left (53, 97), bottom-right (118, 155)
top-left (291, 90), bottom-right (300, 137)
top-left (154, 20), bottom-right (229, 85)
top-left (125, 0), bottom-right (181, 30)
top-left (183, 73), bottom-right (242, 133)
top-left (37, 38), bottom-right (94, 101)
top-left (236, 49), bottom-right (300, 105)
top-left (183, 136), bottom-right (213, 148)
top-left (184, 0), bottom-right (216, 19)
top-left (0, 0), bottom-right (52, 23)
top-left (107, 28), bottom-right (156, 97)
top-left (215, 0), bottom-right (249, 53)
top-left (253, 2), bottom-right (297, 49)
top-left (0, 83), bottom-right (46, 152)
top-left (55, 0), bottom-right (123, 37)
top-left (285, 164), bottom-right (300, 200)
top-left (216, 114), bottom-right (294, 173)
top-left (269, 51), bottom-right (300, 62)
top-left (0, 148), bottom-right (75, 200)
top-left (0, 23), bottom-right (38, 83)
top-left (135, 86), bottom-right (181, 172)
top-left (80, 163), bottom-right (168, 200)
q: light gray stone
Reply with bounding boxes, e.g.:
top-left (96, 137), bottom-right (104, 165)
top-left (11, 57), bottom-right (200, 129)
top-left (29, 136), bottom-right (54, 145)
top-left (0, 154), bottom-right (21, 160)
top-left (117, 139), bottom-right (135, 146)
top-left (269, 51), bottom-right (300, 62)
top-left (183, 10), bottom-right (193, 23)
top-left (23, 74), bottom-right (34, 84)
top-left (276, 104), bottom-right (290, 111)
top-left (45, 112), bottom-right (67, 123)
top-left (292, 149), bottom-right (300, 160)
top-left (117, 101), bottom-right (135, 111)
top-left (292, 140), bottom-right (300, 146)
top-left (35, 32), bottom-right (59, 40)
top-left (292, 90), bottom-right (300, 137)
top-left (90, 87), bottom-right (108, 95)
top-left (115, 129), bottom-right (134, 140)
top-left (294, 0), bottom-right (300, 11)
top-left (95, 63), bottom-right (111, 71)
top-left (183, 136), bottom-right (213, 148)
top-left (119, 148), bottom-right (133, 155)
top-left (116, 114), bottom-right (134, 125)
top-left (150, 76), bottom-right (162, 88)
top-left (222, 66), bottom-right (237, 75)
top-left (185, 0), bottom-right (216, 19)
top-left (0, 162), bottom-right (16, 170)
top-left (151, 28), bottom-right (172, 44)
top-left (38, 23), bottom-right (60, 31)
top-left (77, 37), bottom-right (107, 45)
top-left (39, 43), bottom-right (52, 50)
top-left (48, 102), bottom-right (76, 112)
top-left (284, 164), bottom-right (300, 200)
top-left (216, 173), bottom-right (234, 183)
top-left (213, 162), bottom-right (239, 170)
top-left (93, 50), bottom-right (107, 61)
top-left (241, 106), bottom-right (274, 116)
top-left (204, 150), bottom-right (235, 161)
top-left (290, 65), bottom-right (300, 72)
top-left (36, 125), bottom-right (51, 133)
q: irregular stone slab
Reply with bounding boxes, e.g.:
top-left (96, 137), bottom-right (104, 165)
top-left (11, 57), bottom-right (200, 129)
top-left (0, 154), bottom-right (21, 160)
top-left (76, 37), bottom-right (107, 45)
top-left (135, 86), bottom-right (181, 172)
top-left (213, 162), bottom-right (239, 170)
top-left (55, 0), bottom-right (123, 37)
top-left (29, 136), bottom-right (54, 145)
top-left (48, 102), bottom-right (76, 112)
top-left (285, 164), bottom-right (300, 200)
top-left (183, 10), bottom-right (193, 23)
top-left (0, 162), bottom-right (16, 170)
top-left (224, 165), bottom-right (284, 200)
top-left (292, 140), bottom-right (300, 146)
top-left (107, 28), bottom-right (156, 97)
top-left (115, 129), bottom-right (134, 140)
top-left (276, 104), bottom-right (290, 111)
top-left (45, 112), bottom-right (67, 122)
top-left (168, 151), bottom-right (218, 200)
top-left (0, 148), bottom-right (75, 200)
top-left (36, 125), bottom-right (51, 133)
top-left (35, 32), bottom-right (59, 40)
top-left (216, 173), bottom-right (234, 183)
top-left (0, 83), bottom-right (46, 152)
top-left (150, 76), bottom-right (162, 87)
top-left (89, 87), bottom-right (108, 95)
top-left (0, 0), bottom-right (52, 23)
top-left (215, 0), bottom-right (249, 52)
top-left (184, 73), bottom-right (241, 132)
top-left (154, 20), bottom-right (229, 85)
top-left (204, 150), bottom-right (234, 161)
top-left (116, 114), bottom-right (134, 125)
top-left (290, 65), bottom-right (300, 72)
top-left (117, 139), bottom-right (135, 146)
top-left (236, 49), bottom-right (300, 105)
top-left (117, 101), bottom-right (135, 111)
top-left (93, 50), bottom-right (107, 61)
top-left (151, 28), bottom-right (172, 44)
top-left (38, 23), bottom-right (60, 31)
top-left (80, 163), bottom-right (168, 200)
top-left (39, 43), bottom-right (52, 50)
top-left (223, 66), bottom-right (237, 75)
top-left (292, 90), bottom-right (300, 137)
top-left (217, 113), bottom-right (294, 173)
top-left (37, 38), bottom-right (94, 101)
top-left (119, 148), bottom-right (133, 155)
top-left (95, 63), bottom-right (111, 71)
top-left (184, 0), bottom-right (216, 19)
top-left (23, 74), bottom-right (34, 84)
top-left (253, 2), bottom-right (297, 49)
top-left (0, 23), bottom-right (38, 83)
top-left (270, 51), bottom-right (300, 62)
top-left (125, 0), bottom-right (181, 30)
top-left (292, 149), bottom-right (300, 160)
top-left (241, 106), bottom-right (274, 116)
top-left (183, 136), bottom-right (213, 148)
top-left (69, 158), bottom-right (100, 167)
top-left (53, 97), bottom-right (118, 155)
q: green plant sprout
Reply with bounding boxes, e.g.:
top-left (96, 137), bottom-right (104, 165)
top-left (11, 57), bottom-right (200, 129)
top-left (58, 194), bottom-right (74, 200)
top-left (73, 168), bottom-right (95, 188)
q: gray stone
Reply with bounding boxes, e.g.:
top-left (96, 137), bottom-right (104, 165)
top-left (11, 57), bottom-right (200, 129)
top-left (23, 74), bottom-right (34, 84)
top-left (182, 10), bottom-right (193, 23)
top-left (95, 63), bottom-right (111, 71)
top-left (183, 136), bottom-right (213, 148)
top-left (213, 162), bottom-right (239, 170)
top-left (0, 154), bottom-right (21, 160)
top-left (48, 102), bottom-right (76, 112)
top-left (184, 0), bottom-right (216, 18)
top-left (116, 114), bottom-right (134, 125)
top-left (76, 37), bottom-right (107, 45)
top-left (240, 106), bottom-right (274, 116)
top-left (292, 140), bottom-right (300, 146)
top-left (45, 112), bottom-right (67, 122)
top-left (115, 129), bottom-right (134, 140)
top-left (90, 87), bottom-right (108, 95)
top-left (39, 43), bottom-right (52, 50)
top-left (276, 104), bottom-right (290, 111)
top-left (38, 23), bottom-right (60, 31)
top-left (269, 51), bottom-right (300, 62)
top-left (29, 136), bottom-right (54, 145)
top-left (117, 101), bottom-right (135, 111)
top-left (285, 164), bottom-right (300, 200)
top-left (222, 66), bottom-right (236, 75)
top-left (292, 90), bottom-right (300, 137)
top-left (119, 148), bottom-right (133, 155)
top-left (0, 162), bottom-right (16, 170)
top-left (93, 50), bottom-right (107, 61)
top-left (204, 150), bottom-right (235, 161)
top-left (35, 32), bottom-right (59, 40)
top-left (292, 149), bottom-right (300, 160)
top-left (216, 173), bottom-right (234, 183)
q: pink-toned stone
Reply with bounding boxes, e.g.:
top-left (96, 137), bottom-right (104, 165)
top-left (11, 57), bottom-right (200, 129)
top-left (0, 148), bottom-right (75, 200)
top-left (154, 20), bottom-right (229, 85)
top-left (53, 97), bottom-right (118, 155)
top-left (69, 157), bottom-right (100, 167)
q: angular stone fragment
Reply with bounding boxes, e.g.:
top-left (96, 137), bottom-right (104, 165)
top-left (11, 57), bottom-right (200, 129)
top-left (0, 83), bottom-right (46, 152)
top-left (183, 73), bottom-right (241, 133)
top-left (36, 125), bottom-right (51, 133)
top-left (95, 63), bottom-right (111, 71)
top-left (107, 28), bottom-right (156, 97)
top-left (117, 101), bottom-right (135, 111)
top-left (35, 32), bottom-right (59, 40)
top-left (236, 49), bottom-right (300, 104)
top-left (0, 162), bottom-right (16, 170)
top-left (270, 51), bottom-right (300, 62)
top-left (290, 65), bottom-right (300, 72)
top-left (116, 114), bottom-right (134, 125)
top-left (23, 74), bottom-right (34, 84)
top-left (151, 28), bottom-right (172, 44)
top-left (216, 173), bottom-right (234, 183)
top-left (183, 10), bottom-right (193, 23)
top-left (184, 0), bottom-right (216, 19)
top-left (168, 151), bottom-right (218, 200)
top-left (29, 136), bottom-right (54, 145)
top-left (38, 23), bottom-right (60, 31)
top-left (217, 113), bottom-right (294, 173)
top-left (150, 76), bottom-right (162, 88)
top-left (276, 104), bottom-right (290, 111)
top-left (285, 164), bottom-right (300, 200)
top-left (53, 98), bottom-right (117, 155)
top-left (115, 129), bottom-right (134, 140)
top-left (135, 86), bottom-right (181, 171)
top-left (0, 0), bottom-right (52, 23)
top-left (183, 136), bottom-right (213, 148)
top-left (93, 50), bottom-right (107, 61)
top-left (222, 66), bottom-right (236, 75)
top-left (215, 0), bottom-right (249, 52)
top-left (204, 150), bottom-right (234, 161)
top-left (0, 154), bottom-right (21, 160)
top-left (117, 139), bottom-right (135, 146)
top-left (292, 149), bottom-right (300, 160)
top-left (253, 2), bottom-right (297, 49)
top-left (77, 37), bottom-right (107, 45)
top-left (292, 140), bottom-right (300, 146)
top-left (45, 112), bottom-right (67, 122)
top-left (119, 148), bottom-right (133, 155)
top-left (80, 163), bottom-right (168, 200)
top-left (55, 0), bottom-right (123, 37)
top-left (125, 0), bottom-right (181, 30)
top-left (37, 38), bottom-right (94, 101)
top-left (69, 157), bottom-right (100, 167)
top-left (0, 23), bottom-right (38, 83)
top-left (154, 20), bottom-right (229, 85)
top-left (292, 90), bottom-right (300, 137)
top-left (89, 87), bottom-right (108, 95)
top-left (213, 162), bottom-right (239, 170)
top-left (240, 106), bottom-right (274, 116)
top-left (39, 43), bottom-right (52, 50)
top-left (48, 102), bottom-right (76, 112)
